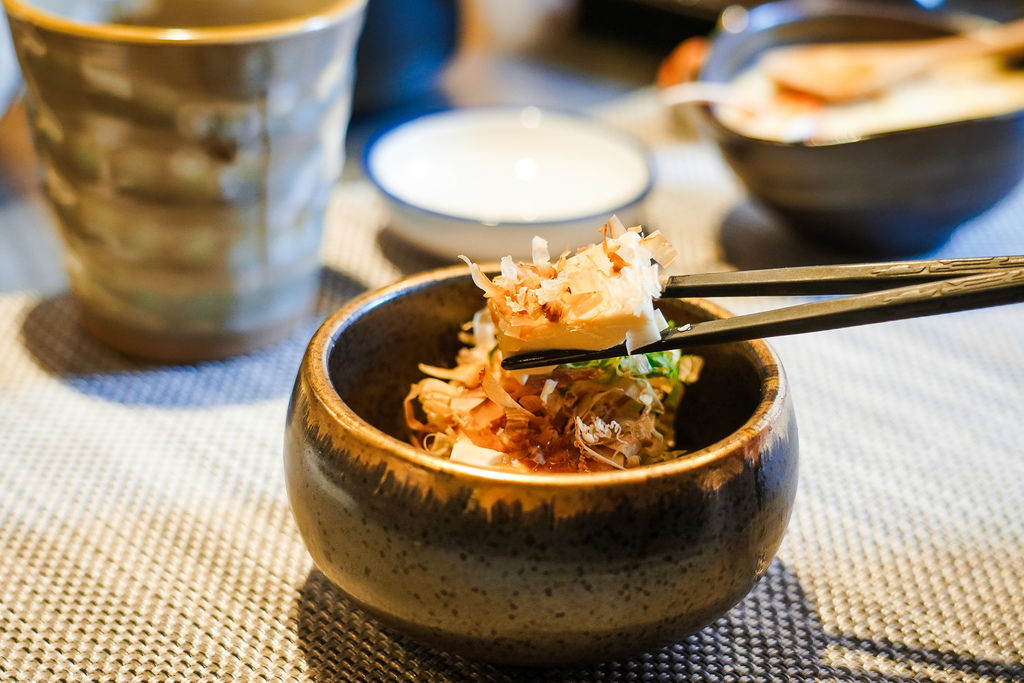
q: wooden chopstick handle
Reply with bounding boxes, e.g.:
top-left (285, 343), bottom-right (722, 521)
top-left (656, 266), bottom-right (1024, 348)
top-left (663, 255), bottom-right (1024, 297)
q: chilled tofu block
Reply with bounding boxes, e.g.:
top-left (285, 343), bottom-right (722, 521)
top-left (463, 217), bottom-right (677, 355)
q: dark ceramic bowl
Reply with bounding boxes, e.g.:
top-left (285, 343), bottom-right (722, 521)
top-left (283, 265), bottom-right (798, 665)
top-left (695, 0), bottom-right (1024, 256)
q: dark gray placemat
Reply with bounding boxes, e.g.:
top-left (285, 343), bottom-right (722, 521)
top-left (1, 103), bottom-right (1022, 681)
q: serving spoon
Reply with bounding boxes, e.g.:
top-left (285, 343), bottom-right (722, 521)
top-left (759, 16), bottom-right (1024, 102)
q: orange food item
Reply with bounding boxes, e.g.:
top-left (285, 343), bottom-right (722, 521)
top-left (657, 37), bottom-right (709, 88)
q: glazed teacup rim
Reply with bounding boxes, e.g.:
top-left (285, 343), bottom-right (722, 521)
top-left (302, 264), bottom-right (790, 489)
top-left (1, 0), bottom-right (364, 44)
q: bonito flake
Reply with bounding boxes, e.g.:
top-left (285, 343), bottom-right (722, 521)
top-left (461, 216), bottom-right (678, 355)
top-left (402, 218), bottom-right (703, 473)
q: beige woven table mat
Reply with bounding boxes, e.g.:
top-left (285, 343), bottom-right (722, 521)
top-left (1, 91), bottom-right (1022, 681)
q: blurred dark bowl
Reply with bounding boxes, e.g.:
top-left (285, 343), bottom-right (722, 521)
top-left (694, 0), bottom-right (1024, 256)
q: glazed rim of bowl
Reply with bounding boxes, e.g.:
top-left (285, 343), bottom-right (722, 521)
top-left (695, 0), bottom-right (1022, 149)
top-left (302, 264), bottom-right (788, 489)
top-left (1, 0), bottom-right (364, 44)
top-left (361, 106), bottom-right (655, 229)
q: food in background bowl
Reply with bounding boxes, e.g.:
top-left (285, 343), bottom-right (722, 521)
top-left (715, 53), bottom-right (1024, 143)
top-left (405, 218), bottom-right (704, 472)
top-left (660, 14), bottom-right (1024, 145)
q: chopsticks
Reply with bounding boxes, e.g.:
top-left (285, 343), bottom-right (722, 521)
top-left (501, 257), bottom-right (1024, 370)
top-left (662, 255), bottom-right (1024, 296)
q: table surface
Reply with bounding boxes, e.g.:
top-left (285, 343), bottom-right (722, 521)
top-left (1, 15), bottom-right (1023, 683)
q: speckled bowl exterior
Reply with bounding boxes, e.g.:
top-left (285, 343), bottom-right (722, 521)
top-left (3, 0), bottom-right (365, 362)
top-left (284, 266), bottom-right (799, 665)
top-left (696, 0), bottom-right (1024, 257)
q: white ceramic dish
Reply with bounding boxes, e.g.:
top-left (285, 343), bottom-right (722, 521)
top-left (363, 106), bottom-right (653, 260)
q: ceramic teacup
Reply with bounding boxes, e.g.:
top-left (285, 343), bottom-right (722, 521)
top-left (3, 0), bottom-right (366, 361)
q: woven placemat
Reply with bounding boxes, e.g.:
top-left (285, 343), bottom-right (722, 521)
top-left (1, 92), bottom-right (1022, 681)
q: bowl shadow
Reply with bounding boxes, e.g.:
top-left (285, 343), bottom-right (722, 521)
top-left (294, 560), bottom-right (1023, 681)
top-left (18, 267), bottom-right (367, 407)
top-left (376, 226), bottom-right (456, 276)
top-left (718, 199), bottom-right (870, 271)
top-left (295, 561), bottom-right (817, 681)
